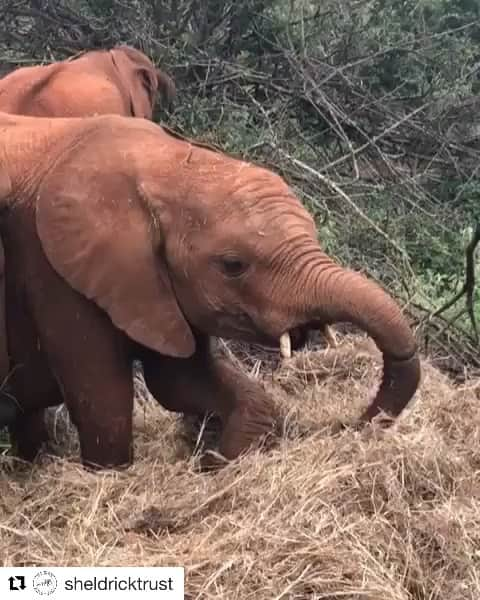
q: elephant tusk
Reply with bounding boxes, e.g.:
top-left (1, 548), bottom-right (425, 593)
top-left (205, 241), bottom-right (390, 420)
top-left (279, 332), bottom-right (292, 359)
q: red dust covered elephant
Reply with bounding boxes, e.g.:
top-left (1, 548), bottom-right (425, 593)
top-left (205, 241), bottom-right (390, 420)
top-left (0, 45), bottom-right (176, 118)
top-left (0, 112), bottom-right (421, 469)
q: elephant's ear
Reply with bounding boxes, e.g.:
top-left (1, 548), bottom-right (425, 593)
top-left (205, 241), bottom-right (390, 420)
top-left (110, 47), bottom-right (158, 119)
top-left (156, 68), bottom-right (176, 111)
top-left (35, 177), bottom-right (195, 358)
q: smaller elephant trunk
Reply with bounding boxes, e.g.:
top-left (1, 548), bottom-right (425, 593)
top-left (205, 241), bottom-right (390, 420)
top-left (301, 258), bottom-right (421, 424)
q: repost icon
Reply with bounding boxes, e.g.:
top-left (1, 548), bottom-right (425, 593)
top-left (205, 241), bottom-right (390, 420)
top-left (8, 575), bottom-right (26, 591)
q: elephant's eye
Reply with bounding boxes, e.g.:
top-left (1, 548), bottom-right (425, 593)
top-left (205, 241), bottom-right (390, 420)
top-left (218, 256), bottom-right (249, 278)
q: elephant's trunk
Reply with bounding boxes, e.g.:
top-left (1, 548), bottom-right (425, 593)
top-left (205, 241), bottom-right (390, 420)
top-left (295, 255), bottom-right (421, 424)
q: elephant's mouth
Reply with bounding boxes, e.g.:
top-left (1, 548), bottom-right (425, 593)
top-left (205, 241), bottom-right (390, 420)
top-left (261, 318), bottom-right (336, 358)
top-left (213, 311), bottom-right (318, 356)
top-left (253, 324), bottom-right (316, 356)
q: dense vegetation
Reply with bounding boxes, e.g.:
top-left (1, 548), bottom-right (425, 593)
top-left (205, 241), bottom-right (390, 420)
top-left (1, 0), bottom-right (479, 374)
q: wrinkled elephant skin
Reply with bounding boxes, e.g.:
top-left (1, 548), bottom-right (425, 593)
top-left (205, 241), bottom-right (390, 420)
top-left (0, 112), bottom-right (421, 469)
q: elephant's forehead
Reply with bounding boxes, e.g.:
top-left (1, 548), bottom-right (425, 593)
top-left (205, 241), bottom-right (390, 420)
top-left (214, 199), bottom-right (317, 243)
top-left (186, 153), bottom-right (316, 235)
top-left (237, 210), bottom-right (315, 238)
top-left (228, 178), bottom-right (315, 231)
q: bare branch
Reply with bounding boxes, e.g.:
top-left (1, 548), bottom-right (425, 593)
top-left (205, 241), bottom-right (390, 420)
top-left (429, 222), bottom-right (480, 343)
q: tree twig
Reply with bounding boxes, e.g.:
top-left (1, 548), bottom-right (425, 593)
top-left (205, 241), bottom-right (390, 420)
top-left (429, 221), bottom-right (480, 342)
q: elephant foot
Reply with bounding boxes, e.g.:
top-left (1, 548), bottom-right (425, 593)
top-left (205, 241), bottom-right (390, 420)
top-left (9, 408), bottom-right (49, 463)
top-left (0, 395), bottom-right (19, 428)
top-left (180, 411), bottom-right (223, 456)
top-left (198, 449), bottom-right (230, 473)
top-left (81, 458), bottom-right (133, 473)
top-left (327, 417), bottom-right (386, 436)
top-left (183, 387), bottom-right (279, 469)
top-left (218, 393), bottom-right (279, 462)
top-left (77, 417), bottom-right (134, 471)
top-left (66, 385), bottom-right (134, 470)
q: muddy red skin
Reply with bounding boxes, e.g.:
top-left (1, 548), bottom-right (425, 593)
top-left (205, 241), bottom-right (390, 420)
top-left (0, 45), bottom-right (176, 462)
top-left (0, 113), bottom-right (420, 469)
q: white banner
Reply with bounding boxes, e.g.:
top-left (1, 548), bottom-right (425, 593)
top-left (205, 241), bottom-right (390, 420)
top-left (1, 567), bottom-right (184, 599)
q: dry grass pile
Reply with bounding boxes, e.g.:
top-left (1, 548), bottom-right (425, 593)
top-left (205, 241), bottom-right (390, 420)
top-left (1, 335), bottom-right (479, 599)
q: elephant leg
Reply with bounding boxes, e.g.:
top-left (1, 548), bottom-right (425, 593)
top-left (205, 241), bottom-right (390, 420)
top-left (215, 362), bottom-right (278, 461)
top-left (201, 354), bottom-right (278, 461)
top-left (44, 327), bottom-right (134, 471)
top-left (10, 367), bottom-right (133, 471)
top-left (0, 237), bottom-right (9, 385)
top-left (6, 367), bottom-right (63, 463)
top-left (0, 395), bottom-right (18, 428)
top-left (9, 408), bottom-right (48, 462)
top-left (25, 265), bottom-right (135, 471)
top-left (5, 328), bottom-right (66, 463)
top-left (140, 336), bottom-right (277, 464)
top-left (67, 388), bottom-right (134, 471)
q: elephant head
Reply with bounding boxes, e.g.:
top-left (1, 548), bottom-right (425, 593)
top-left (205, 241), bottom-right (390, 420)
top-left (109, 46), bottom-right (176, 117)
top-left (0, 46), bottom-right (175, 119)
top-left (28, 117), bottom-right (420, 427)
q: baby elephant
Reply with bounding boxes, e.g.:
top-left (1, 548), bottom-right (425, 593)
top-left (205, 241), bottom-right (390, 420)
top-left (0, 112), bottom-right (421, 469)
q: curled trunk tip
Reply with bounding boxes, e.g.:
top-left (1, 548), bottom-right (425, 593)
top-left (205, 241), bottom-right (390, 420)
top-left (361, 352), bottom-right (421, 424)
top-left (307, 262), bottom-right (422, 424)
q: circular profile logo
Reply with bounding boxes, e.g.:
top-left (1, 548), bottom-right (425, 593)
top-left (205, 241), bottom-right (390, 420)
top-left (33, 571), bottom-right (58, 596)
